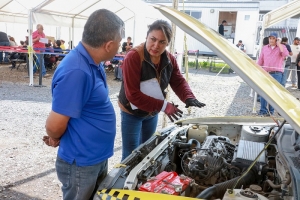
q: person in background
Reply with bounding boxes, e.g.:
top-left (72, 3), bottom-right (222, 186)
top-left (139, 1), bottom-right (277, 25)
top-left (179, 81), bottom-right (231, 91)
top-left (257, 32), bottom-right (288, 116)
top-left (281, 37), bottom-right (293, 87)
top-left (236, 40), bottom-right (246, 53)
top-left (44, 9), bottom-right (124, 200)
top-left (24, 36), bottom-right (29, 46)
top-left (218, 20), bottom-right (227, 36)
top-left (53, 40), bottom-right (62, 62)
top-left (47, 40), bottom-right (53, 47)
top-left (44, 43), bottom-right (55, 70)
top-left (118, 20), bottom-right (206, 161)
top-left (9, 36), bottom-right (17, 46)
top-left (113, 60), bottom-right (123, 82)
top-left (60, 39), bottom-right (66, 50)
top-left (0, 31), bottom-right (10, 63)
top-left (289, 37), bottom-right (300, 88)
top-left (121, 36), bottom-right (133, 53)
top-left (32, 24), bottom-right (50, 77)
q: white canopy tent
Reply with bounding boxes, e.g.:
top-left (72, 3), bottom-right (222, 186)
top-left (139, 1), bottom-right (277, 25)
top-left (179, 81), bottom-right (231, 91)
top-left (0, 0), bottom-right (166, 85)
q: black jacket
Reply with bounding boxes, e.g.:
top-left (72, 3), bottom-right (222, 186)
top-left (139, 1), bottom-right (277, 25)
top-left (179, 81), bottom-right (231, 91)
top-left (118, 43), bottom-right (173, 117)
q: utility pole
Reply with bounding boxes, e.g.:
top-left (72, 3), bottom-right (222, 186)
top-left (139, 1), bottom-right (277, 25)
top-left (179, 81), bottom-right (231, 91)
top-left (162, 0), bottom-right (178, 128)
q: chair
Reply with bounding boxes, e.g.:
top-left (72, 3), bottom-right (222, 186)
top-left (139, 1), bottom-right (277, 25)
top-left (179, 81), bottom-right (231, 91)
top-left (9, 53), bottom-right (27, 70)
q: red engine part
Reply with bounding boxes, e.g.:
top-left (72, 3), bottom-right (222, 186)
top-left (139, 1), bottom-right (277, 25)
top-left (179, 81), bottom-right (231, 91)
top-left (139, 171), bottom-right (193, 195)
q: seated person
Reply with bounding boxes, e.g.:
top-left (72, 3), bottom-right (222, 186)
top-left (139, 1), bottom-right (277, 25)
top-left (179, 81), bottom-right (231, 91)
top-left (53, 40), bottom-right (63, 62)
top-left (121, 37), bottom-right (133, 53)
top-left (44, 43), bottom-right (55, 70)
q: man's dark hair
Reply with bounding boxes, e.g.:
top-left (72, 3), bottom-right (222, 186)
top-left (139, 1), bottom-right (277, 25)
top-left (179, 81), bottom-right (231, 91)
top-left (147, 20), bottom-right (172, 43)
top-left (263, 37), bottom-right (269, 46)
top-left (282, 37), bottom-right (288, 43)
top-left (222, 20), bottom-right (227, 23)
top-left (82, 9), bottom-right (124, 48)
top-left (127, 37), bottom-right (132, 40)
top-left (56, 40), bottom-right (61, 47)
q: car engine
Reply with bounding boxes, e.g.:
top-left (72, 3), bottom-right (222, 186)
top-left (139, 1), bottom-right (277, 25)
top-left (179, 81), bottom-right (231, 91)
top-left (95, 123), bottom-right (294, 200)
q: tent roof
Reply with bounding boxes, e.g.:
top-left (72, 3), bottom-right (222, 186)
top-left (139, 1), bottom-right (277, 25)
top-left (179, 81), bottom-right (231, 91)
top-left (0, 0), bottom-right (143, 27)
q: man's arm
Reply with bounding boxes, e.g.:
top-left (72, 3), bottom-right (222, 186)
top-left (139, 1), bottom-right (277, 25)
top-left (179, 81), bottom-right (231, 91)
top-left (257, 47), bottom-right (264, 66)
top-left (32, 32), bottom-right (40, 43)
top-left (45, 110), bottom-right (70, 139)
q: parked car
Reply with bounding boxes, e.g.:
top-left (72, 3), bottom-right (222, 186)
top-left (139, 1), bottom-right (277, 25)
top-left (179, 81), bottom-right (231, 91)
top-left (93, 5), bottom-right (300, 200)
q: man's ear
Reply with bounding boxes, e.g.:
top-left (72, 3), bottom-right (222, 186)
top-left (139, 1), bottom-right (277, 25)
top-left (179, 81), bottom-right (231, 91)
top-left (103, 40), bottom-right (114, 52)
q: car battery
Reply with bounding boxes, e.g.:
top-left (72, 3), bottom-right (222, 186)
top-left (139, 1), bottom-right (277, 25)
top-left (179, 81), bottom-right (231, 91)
top-left (139, 171), bottom-right (193, 195)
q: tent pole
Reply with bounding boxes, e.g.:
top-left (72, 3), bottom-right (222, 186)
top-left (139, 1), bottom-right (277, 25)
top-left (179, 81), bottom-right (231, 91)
top-left (28, 9), bottom-right (34, 86)
top-left (72, 17), bottom-right (74, 49)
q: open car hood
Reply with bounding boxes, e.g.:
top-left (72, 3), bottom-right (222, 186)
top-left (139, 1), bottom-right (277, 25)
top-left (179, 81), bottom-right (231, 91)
top-left (153, 5), bottom-right (300, 134)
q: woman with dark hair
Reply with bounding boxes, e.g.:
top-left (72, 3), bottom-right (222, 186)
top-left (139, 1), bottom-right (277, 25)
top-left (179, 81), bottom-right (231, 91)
top-left (118, 20), bottom-right (206, 160)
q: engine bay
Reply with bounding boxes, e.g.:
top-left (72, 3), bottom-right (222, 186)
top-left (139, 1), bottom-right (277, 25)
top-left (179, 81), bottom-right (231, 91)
top-left (95, 121), bottom-right (297, 200)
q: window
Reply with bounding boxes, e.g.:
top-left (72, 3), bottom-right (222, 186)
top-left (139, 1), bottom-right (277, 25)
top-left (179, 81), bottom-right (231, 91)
top-left (244, 15), bottom-right (250, 21)
top-left (191, 12), bottom-right (201, 19)
top-left (180, 10), bottom-right (202, 20)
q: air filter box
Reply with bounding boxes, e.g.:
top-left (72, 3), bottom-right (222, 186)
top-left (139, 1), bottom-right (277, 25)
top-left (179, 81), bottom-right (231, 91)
top-left (232, 140), bottom-right (267, 170)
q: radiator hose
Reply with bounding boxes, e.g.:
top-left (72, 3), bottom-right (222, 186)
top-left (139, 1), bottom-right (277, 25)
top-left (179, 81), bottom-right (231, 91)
top-left (196, 168), bottom-right (257, 199)
top-left (173, 139), bottom-right (201, 149)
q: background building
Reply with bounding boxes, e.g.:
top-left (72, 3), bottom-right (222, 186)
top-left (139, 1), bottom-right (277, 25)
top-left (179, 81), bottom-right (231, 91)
top-left (143, 0), bottom-right (300, 57)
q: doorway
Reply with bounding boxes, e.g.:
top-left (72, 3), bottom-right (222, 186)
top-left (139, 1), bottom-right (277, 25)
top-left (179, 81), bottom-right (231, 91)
top-left (219, 12), bottom-right (237, 42)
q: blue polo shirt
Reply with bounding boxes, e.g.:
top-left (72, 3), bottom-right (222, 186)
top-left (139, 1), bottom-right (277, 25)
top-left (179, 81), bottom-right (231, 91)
top-left (51, 42), bottom-right (116, 166)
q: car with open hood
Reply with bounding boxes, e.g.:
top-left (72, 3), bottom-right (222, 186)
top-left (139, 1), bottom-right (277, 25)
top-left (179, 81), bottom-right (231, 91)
top-left (93, 5), bottom-right (300, 200)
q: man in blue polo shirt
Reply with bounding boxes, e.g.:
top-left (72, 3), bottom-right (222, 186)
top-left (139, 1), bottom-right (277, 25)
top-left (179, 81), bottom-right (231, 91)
top-left (44, 9), bottom-right (124, 200)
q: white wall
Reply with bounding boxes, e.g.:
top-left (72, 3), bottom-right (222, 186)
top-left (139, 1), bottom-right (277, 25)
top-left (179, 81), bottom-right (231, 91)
top-left (235, 10), bottom-right (259, 55)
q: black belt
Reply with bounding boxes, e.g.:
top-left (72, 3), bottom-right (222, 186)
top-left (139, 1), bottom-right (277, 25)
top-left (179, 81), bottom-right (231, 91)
top-left (269, 71), bottom-right (283, 74)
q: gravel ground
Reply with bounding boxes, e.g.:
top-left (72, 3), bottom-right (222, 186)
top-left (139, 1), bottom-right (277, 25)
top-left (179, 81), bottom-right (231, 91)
top-left (0, 63), bottom-right (299, 200)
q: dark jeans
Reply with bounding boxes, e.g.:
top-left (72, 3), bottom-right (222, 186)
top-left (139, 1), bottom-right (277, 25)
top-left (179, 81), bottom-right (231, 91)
top-left (56, 156), bottom-right (107, 200)
top-left (281, 65), bottom-right (290, 86)
top-left (121, 110), bottom-right (158, 160)
top-left (259, 72), bottom-right (283, 115)
top-left (114, 65), bottom-right (122, 80)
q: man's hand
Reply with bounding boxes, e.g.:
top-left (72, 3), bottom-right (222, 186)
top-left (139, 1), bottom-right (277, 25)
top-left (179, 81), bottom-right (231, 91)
top-left (185, 98), bottom-right (206, 108)
top-left (164, 102), bottom-right (183, 122)
top-left (42, 136), bottom-right (60, 147)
